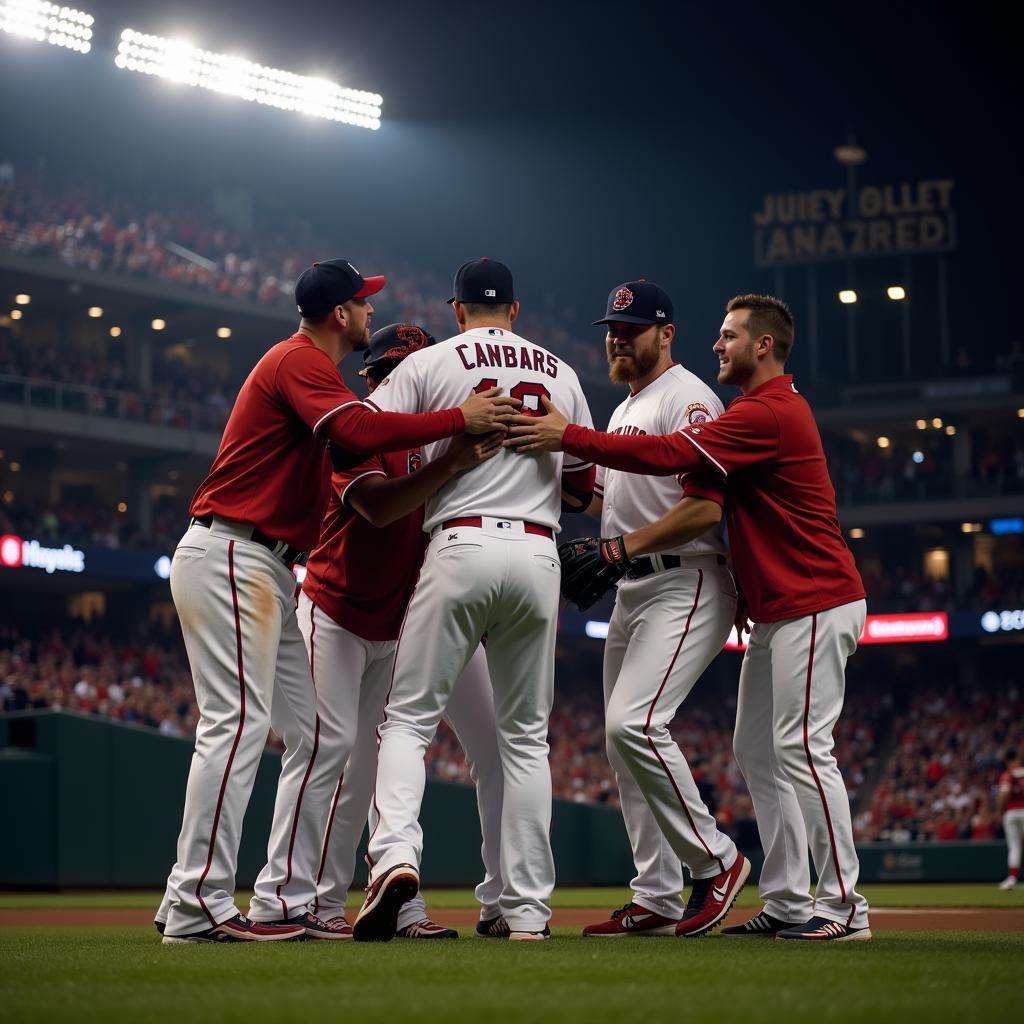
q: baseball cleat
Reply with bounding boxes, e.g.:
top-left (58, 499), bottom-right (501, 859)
top-left (352, 863), bottom-right (420, 943)
top-left (582, 902), bottom-right (678, 937)
top-left (265, 912), bottom-right (353, 940)
top-left (509, 925), bottom-right (551, 941)
top-left (674, 854), bottom-right (751, 938)
top-left (997, 876), bottom-right (1018, 891)
top-left (396, 917), bottom-right (459, 939)
top-left (475, 915), bottom-right (511, 938)
top-left (161, 913), bottom-right (305, 944)
top-left (720, 909), bottom-right (807, 937)
top-left (775, 916), bottom-right (871, 942)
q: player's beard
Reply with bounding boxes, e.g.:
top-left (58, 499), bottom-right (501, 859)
top-left (718, 345), bottom-right (756, 386)
top-left (607, 337), bottom-right (660, 385)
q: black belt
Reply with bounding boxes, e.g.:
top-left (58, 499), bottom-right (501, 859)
top-left (190, 517), bottom-right (301, 566)
top-left (626, 553), bottom-right (726, 580)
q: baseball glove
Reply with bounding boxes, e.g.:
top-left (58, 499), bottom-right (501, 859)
top-left (557, 535), bottom-right (634, 611)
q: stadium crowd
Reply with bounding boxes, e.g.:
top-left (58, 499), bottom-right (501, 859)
top-left (9, 623), bottom-right (1006, 849)
top-left (855, 675), bottom-right (1024, 843)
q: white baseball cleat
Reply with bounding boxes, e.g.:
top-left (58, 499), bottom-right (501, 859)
top-left (997, 876), bottom-right (1018, 891)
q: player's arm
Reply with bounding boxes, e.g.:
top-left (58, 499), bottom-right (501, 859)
top-left (997, 778), bottom-right (1010, 816)
top-left (622, 497), bottom-right (722, 558)
top-left (561, 463), bottom-right (596, 514)
top-left (277, 349), bottom-right (519, 458)
top-left (330, 386), bottom-right (517, 456)
top-left (346, 433), bottom-right (503, 528)
top-left (507, 395), bottom-right (779, 477)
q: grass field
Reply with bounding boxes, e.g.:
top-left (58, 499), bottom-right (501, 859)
top-left (1, 886), bottom-right (1022, 1024)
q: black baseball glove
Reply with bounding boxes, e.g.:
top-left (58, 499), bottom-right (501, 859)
top-left (557, 535), bottom-right (635, 611)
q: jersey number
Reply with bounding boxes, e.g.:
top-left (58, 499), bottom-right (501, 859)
top-left (473, 378), bottom-right (551, 417)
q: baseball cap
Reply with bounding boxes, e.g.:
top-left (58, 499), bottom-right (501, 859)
top-left (360, 322), bottom-right (436, 377)
top-left (593, 280), bottom-right (674, 326)
top-left (447, 258), bottom-right (515, 304)
top-left (294, 258), bottom-right (386, 317)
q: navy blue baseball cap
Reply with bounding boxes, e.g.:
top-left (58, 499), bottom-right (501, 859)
top-left (593, 280), bottom-right (674, 326)
top-left (360, 322), bottom-right (436, 376)
top-left (295, 258), bottom-right (386, 317)
top-left (447, 258), bottom-right (515, 304)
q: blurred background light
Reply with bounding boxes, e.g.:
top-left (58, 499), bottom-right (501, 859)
top-left (838, 289), bottom-right (858, 304)
top-left (114, 27), bottom-right (383, 129)
top-left (1, 1), bottom-right (93, 54)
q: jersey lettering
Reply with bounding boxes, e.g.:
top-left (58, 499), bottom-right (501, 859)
top-left (612, 425), bottom-right (649, 437)
top-left (455, 341), bottom-right (559, 378)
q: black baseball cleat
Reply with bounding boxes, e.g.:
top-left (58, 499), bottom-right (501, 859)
top-left (775, 916), bottom-right (871, 942)
top-left (352, 863), bottom-right (420, 943)
top-left (265, 911), bottom-right (353, 940)
top-left (476, 915), bottom-right (511, 938)
top-left (721, 910), bottom-right (807, 937)
top-left (162, 913), bottom-right (305, 944)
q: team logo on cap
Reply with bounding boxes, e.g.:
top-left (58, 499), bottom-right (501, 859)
top-left (612, 287), bottom-right (634, 311)
top-left (408, 452), bottom-right (422, 474)
top-left (685, 402), bottom-right (711, 424)
top-left (381, 325), bottom-right (432, 363)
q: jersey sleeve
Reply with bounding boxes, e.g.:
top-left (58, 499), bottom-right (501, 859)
top-left (363, 358), bottom-right (422, 414)
top-left (563, 383), bottom-right (595, 473)
top-left (334, 454), bottom-right (388, 507)
top-left (999, 771), bottom-right (1012, 794)
top-left (679, 470), bottom-right (726, 506)
top-left (563, 396), bottom-right (779, 478)
top-left (275, 344), bottom-right (365, 433)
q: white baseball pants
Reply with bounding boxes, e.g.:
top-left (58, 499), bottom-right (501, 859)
top-left (160, 521), bottom-right (318, 937)
top-left (248, 593), bottom-right (504, 927)
top-left (367, 518), bottom-right (561, 932)
top-left (733, 599), bottom-right (869, 929)
top-left (604, 562), bottom-right (739, 917)
top-left (1004, 809), bottom-right (1024, 872)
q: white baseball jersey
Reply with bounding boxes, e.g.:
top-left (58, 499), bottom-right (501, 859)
top-left (368, 327), bottom-right (594, 531)
top-left (597, 364), bottom-right (727, 558)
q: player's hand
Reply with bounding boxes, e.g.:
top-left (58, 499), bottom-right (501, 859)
top-left (504, 395), bottom-right (569, 453)
top-left (734, 598), bottom-right (751, 642)
top-left (447, 431), bottom-right (504, 472)
top-left (460, 387), bottom-right (522, 435)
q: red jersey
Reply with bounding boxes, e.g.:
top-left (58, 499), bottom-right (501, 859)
top-left (999, 766), bottom-right (1024, 810)
top-left (563, 374), bottom-right (865, 623)
top-left (190, 333), bottom-right (463, 551)
top-left (302, 449), bottom-right (426, 641)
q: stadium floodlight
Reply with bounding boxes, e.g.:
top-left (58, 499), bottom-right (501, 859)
top-left (109, 326), bottom-right (121, 337)
top-left (838, 289), bottom-right (858, 304)
top-left (14, 293), bottom-right (30, 304)
top-left (216, 326), bottom-right (232, 339)
top-left (1017, 408), bottom-right (1024, 419)
top-left (9, 309), bottom-right (22, 320)
top-left (886, 285), bottom-right (907, 301)
top-left (915, 419), bottom-right (927, 430)
top-left (931, 417), bottom-right (943, 428)
top-left (1, 1), bottom-right (93, 53)
top-left (151, 318), bottom-right (166, 330)
top-left (876, 436), bottom-right (890, 449)
top-left (848, 528), bottom-right (865, 540)
top-left (87, 305), bottom-right (103, 318)
top-left (944, 425), bottom-right (956, 436)
top-left (114, 28), bottom-right (383, 130)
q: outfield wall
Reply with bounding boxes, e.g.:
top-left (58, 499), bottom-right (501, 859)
top-left (0, 711), bottom-right (1009, 888)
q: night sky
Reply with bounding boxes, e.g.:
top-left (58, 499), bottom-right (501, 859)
top-left (1, 0), bottom-right (1019, 388)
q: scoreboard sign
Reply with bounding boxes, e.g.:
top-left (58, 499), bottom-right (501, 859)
top-left (754, 180), bottom-right (955, 267)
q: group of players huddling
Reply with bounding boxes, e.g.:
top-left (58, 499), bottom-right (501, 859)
top-left (155, 256), bottom-right (876, 945)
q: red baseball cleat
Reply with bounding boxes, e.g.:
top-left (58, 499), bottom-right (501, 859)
top-left (674, 855), bottom-right (752, 938)
top-left (582, 902), bottom-right (679, 937)
top-left (162, 913), bottom-right (305, 944)
top-left (352, 863), bottom-right (420, 943)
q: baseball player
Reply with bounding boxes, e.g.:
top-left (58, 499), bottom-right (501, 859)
top-left (564, 281), bottom-right (750, 939)
top-left (245, 323), bottom-right (506, 938)
top-left (508, 294), bottom-right (872, 941)
top-left (352, 258), bottom-right (596, 942)
top-left (156, 260), bottom-right (519, 944)
top-left (998, 748), bottom-right (1024, 889)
